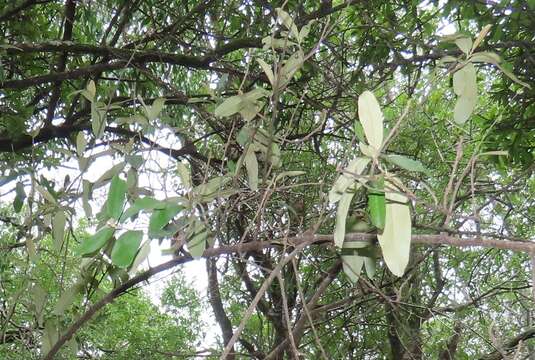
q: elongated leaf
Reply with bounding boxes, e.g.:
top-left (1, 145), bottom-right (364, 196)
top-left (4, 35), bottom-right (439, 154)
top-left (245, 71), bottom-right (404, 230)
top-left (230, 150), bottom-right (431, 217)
top-left (188, 221), bottom-right (208, 258)
top-left (454, 93), bottom-right (477, 125)
top-left (52, 210), bottom-right (66, 251)
top-left (358, 91), bottom-right (384, 151)
top-left (472, 24), bottom-right (492, 51)
top-left (106, 175), bottom-right (127, 220)
top-left (384, 154), bottom-right (428, 173)
top-left (76, 226), bottom-right (115, 255)
top-left (453, 63), bottom-right (477, 96)
top-left (129, 241), bottom-right (151, 274)
top-left (368, 190), bottom-right (385, 230)
top-left (94, 163), bottom-right (125, 188)
top-left (76, 132), bottom-right (86, 157)
top-left (111, 230), bottom-right (144, 268)
top-left (257, 59), bottom-right (274, 86)
top-left (377, 182), bottom-right (411, 276)
top-left (53, 285), bottom-right (80, 315)
top-left (469, 51), bottom-right (500, 65)
top-left (148, 204), bottom-right (183, 237)
top-left (342, 254), bottom-right (364, 283)
top-left (329, 157), bottom-right (370, 203)
top-left (334, 191), bottom-right (355, 248)
top-left (364, 256), bottom-right (376, 278)
top-left (82, 180), bottom-right (93, 218)
top-left (120, 197), bottom-right (165, 222)
top-left (146, 97), bottom-right (165, 121)
top-left (215, 95), bottom-right (242, 117)
top-left (244, 147), bottom-right (259, 191)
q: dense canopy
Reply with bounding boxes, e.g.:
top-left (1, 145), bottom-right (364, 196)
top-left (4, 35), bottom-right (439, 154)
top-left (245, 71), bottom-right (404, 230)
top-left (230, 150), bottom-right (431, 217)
top-left (0, 0), bottom-right (534, 359)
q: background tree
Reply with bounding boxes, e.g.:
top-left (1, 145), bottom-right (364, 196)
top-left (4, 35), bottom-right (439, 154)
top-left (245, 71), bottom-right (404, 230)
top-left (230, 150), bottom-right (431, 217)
top-left (0, 0), bottom-right (534, 359)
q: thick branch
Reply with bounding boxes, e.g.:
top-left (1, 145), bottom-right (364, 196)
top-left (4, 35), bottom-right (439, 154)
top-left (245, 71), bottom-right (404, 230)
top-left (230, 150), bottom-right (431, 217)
top-left (479, 327), bottom-right (535, 360)
top-left (43, 232), bottom-right (535, 359)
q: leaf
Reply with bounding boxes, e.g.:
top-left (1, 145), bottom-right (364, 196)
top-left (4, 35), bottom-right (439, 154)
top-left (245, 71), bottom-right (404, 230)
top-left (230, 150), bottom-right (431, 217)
top-left (367, 182), bottom-right (385, 231)
top-left (279, 51), bottom-right (304, 88)
top-left (364, 256), bottom-right (376, 278)
top-left (76, 131), bottom-right (87, 157)
top-left (215, 95), bottom-right (242, 117)
top-left (194, 176), bottom-right (231, 199)
top-left (257, 59), bottom-right (275, 86)
top-left (82, 180), bottom-right (93, 218)
top-left (91, 101), bottom-right (105, 139)
top-left (53, 285), bottom-right (80, 315)
top-left (377, 182), bottom-right (411, 277)
top-left (42, 319), bottom-right (59, 355)
top-left (146, 97), bottom-right (165, 121)
top-left (469, 51), bottom-right (501, 65)
top-left (86, 80), bottom-right (96, 99)
top-left (453, 63), bottom-right (477, 96)
top-left (176, 162), bottom-right (191, 189)
top-left (111, 230), bottom-right (144, 268)
top-left (187, 222), bottom-right (208, 258)
top-left (472, 24), bottom-right (492, 51)
top-left (455, 37), bottom-right (472, 55)
top-left (129, 241), bottom-right (151, 274)
top-left (94, 163), bottom-right (125, 187)
top-left (384, 154), bottom-right (428, 173)
top-left (275, 8), bottom-right (299, 39)
top-left (342, 254), bottom-right (364, 283)
top-left (454, 93), bottom-right (477, 125)
top-left (35, 184), bottom-right (57, 205)
top-left (334, 191), bottom-right (355, 248)
top-left (120, 197), bottom-right (165, 222)
top-left (106, 175), bottom-right (127, 220)
top-left (496, 62), bottom-right (532, 88)
top-left (329, 157), bottom-right (370, 203)
top-left (76, 226), bottom-right (115, 255)
top-left (274, 170), bottom-right (306, 182)
top-left (52, 210), bottom-right (66, 251)
top-left (358, 91), bottom-right (384, 151)
top-left (244, 147), bottom-right (259, 191)
top-left (148, 204), bottom-right (183, 237)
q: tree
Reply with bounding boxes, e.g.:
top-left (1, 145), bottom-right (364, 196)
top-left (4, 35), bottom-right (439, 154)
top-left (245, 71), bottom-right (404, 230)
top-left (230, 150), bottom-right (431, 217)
top-left (0, 0), bottom-right (534, 359)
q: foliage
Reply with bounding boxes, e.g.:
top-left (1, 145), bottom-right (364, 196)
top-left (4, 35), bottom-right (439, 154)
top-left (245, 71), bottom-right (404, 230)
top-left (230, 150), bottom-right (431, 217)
top-left (0, 0), bottom-right (534, 359)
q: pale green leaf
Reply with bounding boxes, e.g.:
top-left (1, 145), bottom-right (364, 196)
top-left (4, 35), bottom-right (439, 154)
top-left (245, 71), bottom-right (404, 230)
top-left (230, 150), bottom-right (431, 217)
top-left (334, 191), bottom-right (355, 248)
top-left (176, 162), bottom-right (191, 189)
top-left (257, 59), bottom-right (275, 86)
top-left (244, 147), bottom-right (259, 191)
top-left (358, 91), bottom-right (384, 150)
top-left (329, 157), bottom-right (370, 203)
top-left (86, 80), bottom-right (96, 99)
top-left (342, 254), bottom-right (364, 283)
top-left (275, 8), bottom-right (299, 39)
top-left (53, 285), bottom-right (80, 315)
top-left (384, 154), bottom-right (428, 173)
top-left (82, 180), bottom-right (93, 218)
top-left (454, 93), bottom-right (477, 124)
top-left (364, 256), bottom-right (376, 278)
top-left (146, 97), bottom-right (165, 121)
top-left (52, 210), bottom-right (66, 251)
top-left (111, 230), bottom-right (144, 268)
top-left (469, 51), bottom-right (501, 65)
top-left (453, 63), bottom-right (477, 96)
top-left (455, 37), bottom-right (472, 55)
top-left (129, 241), bottom-right (151, 274)
top-left (377, 182), bottom-right (411, 277)
top-left (76, 132), bottom-right (87, 157)
top-left (120, 196), bottom-right (165, 222)
top-left (215, 95), bottom-right (242, 117)
top-left (187, 222), bottom-right (208, 258)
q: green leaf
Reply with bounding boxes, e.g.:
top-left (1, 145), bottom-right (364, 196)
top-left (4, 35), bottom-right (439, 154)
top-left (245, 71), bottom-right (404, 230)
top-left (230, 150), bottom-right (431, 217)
top-left (76, 226), bottom-right (115, 255)
top-left (275, 8), bottom-right (299, 39)
top-left (453, 63), bottom-right (477, 96)
top-left (111, 230), bottom-right (144, 268)
top-left (377, 181), bottom-right (411, 276)
top-left (368, 187), bottom-right (385, 231)
top-left (364, 256), bottom-right (376, 278)
top-left (383, 154), bottom-right (428, 173)
top-left (187, 221), bottom-right (208, 258)
top-left (86, 80), bottom-right (96, 99)
top-left (244, 147), bottom-right (259, 191)
top-left (106, 175), bottom-right (127, 220)
top-left (358, 91), bottom-right (384, 151)
top-left (176, 162), bottom-right (191, 189)
top-left (472, 25), bottom-right (492, 51)
top-left (52, 210), bottom-right (66, 251)
top-left (53, 285), bottom-right (80, 315)
top-left (91, 101), bottom-right (106, 139)
top-left (82, 180), bottom-right (93, 218)
top-left (334, 191), bottom-right (355, 248)
top-left (120, 197), bottom-right (165, 222)
top-left (329, 157), bottom-right (370, 203)
top-left (148, 204), bottom-right (183, 237)
top-left (94, 163), bottom-right (125, 187)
